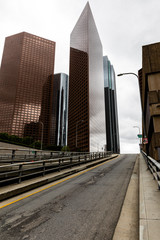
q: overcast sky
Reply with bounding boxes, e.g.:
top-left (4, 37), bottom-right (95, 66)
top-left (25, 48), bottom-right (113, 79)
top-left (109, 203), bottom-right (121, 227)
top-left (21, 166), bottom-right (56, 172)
top-left (0, 0), bottom-right (160, 153)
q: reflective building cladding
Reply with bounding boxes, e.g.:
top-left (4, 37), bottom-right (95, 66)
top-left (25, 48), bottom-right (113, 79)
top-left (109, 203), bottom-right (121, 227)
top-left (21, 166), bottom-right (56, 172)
top-left (53, 73), bottom-right (69, 147)
top-left (103, 56), bottom-right (120, 153)
top-left (24, 72), bottom-right (69, 147)
top-left (0, 32), bottom-right (55, 141)
top-left (68, 3), bottom-right (106, 152)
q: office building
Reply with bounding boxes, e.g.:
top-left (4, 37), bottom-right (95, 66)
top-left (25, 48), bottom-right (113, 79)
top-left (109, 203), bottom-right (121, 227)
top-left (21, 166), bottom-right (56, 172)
top-left (68, 3), bottom-right (106, 152)
top-left (49, 73), bottom-right (69, 147)
top-left (140, 42), bottom-right (160, 160)
top-left (0, 32), bottom-right (55, 140)
top-left (103, 56), bottom-right (120, 153)
top-left (25, 73), bottom-right (69, 147)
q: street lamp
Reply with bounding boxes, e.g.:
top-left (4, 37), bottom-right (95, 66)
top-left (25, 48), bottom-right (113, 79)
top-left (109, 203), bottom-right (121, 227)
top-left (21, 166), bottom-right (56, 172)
top-left (76, 120), bottom-right (84, 149)
top-left (117, 72), bottom-right (147, 140)
top-left (117, 72), bottom-right (138, 78)
top-left (133, 126), bottom-right (142, 144)
top-left (39, 121), bottom-right (44, 150)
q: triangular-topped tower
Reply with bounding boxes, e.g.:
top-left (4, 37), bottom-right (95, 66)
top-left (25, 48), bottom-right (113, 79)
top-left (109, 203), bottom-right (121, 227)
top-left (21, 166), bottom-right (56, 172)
top-left (68, 3), bottom-right (106, 152)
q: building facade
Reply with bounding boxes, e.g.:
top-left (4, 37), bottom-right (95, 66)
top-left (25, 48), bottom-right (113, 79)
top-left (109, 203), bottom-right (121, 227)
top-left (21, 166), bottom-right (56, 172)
top-left (53, 73), bottom-right (69, 147)
top-left (0, 32), bottom-right (56, 141)
top-left (68, 3), bottom-right (106, 152)
top-left (39, 73), bottom-right (69, 146)
top-left (103, 56), bottom-right (120, 153)
top-left (140, 42), bottom-right (160, 161)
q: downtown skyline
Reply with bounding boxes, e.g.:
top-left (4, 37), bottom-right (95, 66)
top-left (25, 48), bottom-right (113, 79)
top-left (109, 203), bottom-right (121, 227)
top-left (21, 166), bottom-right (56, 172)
top-left (1, 0), bottom-right (160, 153)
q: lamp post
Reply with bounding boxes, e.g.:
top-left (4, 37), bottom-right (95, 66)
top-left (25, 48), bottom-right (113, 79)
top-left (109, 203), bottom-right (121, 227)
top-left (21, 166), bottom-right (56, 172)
top-left (76, 120), bottom-right (84, 149)
top-left (133, 126), bottom-right (142, 144)
top-left (117, 72), bottom-right (138, 78)
top-left (117, 72), bottom-right (147, 140)
top-left (39, 121), bottom-right (44, 150)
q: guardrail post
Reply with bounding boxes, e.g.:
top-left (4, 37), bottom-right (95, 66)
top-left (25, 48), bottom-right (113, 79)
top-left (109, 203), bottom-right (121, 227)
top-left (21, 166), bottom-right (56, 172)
top-left (78, 156), bottom-right (80, 165)
top-left (99, 153), bottom-right (100, 159)
top-left (34, 151), bottom-right (37, 160)
top-left (18, 164), bottom-right (22, 183)
top-left (42, 161), bottom-right (45, 176)
top-left (59, 159), bottom-right (61, 171)
top-left (70, 157), bottom-right (72, 168)
top-left (85, 155), bottom-right (87, 162)
top-left (50, 152), bottom-right (53, 158)
top-left (11, 150), bottom-right (15, 164)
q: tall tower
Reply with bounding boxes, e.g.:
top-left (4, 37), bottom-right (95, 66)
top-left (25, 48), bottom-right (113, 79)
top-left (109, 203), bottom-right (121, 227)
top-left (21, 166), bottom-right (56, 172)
top-left (68, 3), bottom-right (106, 152)
top-left (0, 32), bottom-right (55, 139)
top-left (103, 56), bottom-right (120, 153)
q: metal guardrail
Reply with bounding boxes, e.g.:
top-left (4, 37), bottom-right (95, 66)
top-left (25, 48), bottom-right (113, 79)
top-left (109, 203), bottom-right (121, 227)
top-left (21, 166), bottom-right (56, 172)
top-left (0, 148), bottom-right (107, 164)
top-left (0, 151), bottom-right (112, 185)
top-left (141, 150), bottom-right (160, 190)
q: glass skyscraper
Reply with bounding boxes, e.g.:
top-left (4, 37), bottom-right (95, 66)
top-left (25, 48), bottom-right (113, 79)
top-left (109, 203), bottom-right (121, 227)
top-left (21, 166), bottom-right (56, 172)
top-left (68, 3), bottom-right (106, 152)
top-left (54, 73), bottom-right (69, 147)
top-left (103, 56), bottom-right (120, 153)
top-left (40, 73), bottom-right (68, 147)
top-left (0, 32), bottom-right (55, 140)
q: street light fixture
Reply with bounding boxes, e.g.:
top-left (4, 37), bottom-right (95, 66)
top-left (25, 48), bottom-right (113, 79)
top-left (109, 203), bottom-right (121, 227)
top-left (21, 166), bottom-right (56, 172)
top-left (39, 121), bottom-right (44, 150)
top-left (117, 72), bottom-right (139, 78)
top-left (117, 72), bottom-right (147, 140)
top-left (76, 120), bottom-right (84, 149)
top-left (133, 126), bottom-right (142, 144)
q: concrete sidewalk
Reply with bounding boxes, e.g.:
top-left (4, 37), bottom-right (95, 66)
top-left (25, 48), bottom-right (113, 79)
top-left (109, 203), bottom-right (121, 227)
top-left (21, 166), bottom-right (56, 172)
top-left (139, 153), bottom-right (160, 240)
top-left (113, 153), bottom-right (160, 240)
top-left (0, 154), bottom-right (118, 201)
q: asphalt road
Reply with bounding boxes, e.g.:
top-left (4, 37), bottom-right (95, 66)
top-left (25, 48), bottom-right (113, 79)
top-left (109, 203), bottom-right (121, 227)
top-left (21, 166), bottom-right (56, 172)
top-left (0, 154), bottom-right (137, 240)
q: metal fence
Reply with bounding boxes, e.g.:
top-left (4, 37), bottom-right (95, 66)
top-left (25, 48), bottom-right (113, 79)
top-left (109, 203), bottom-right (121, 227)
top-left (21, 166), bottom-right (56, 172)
top-left (0, 151), bottom-right (112, 185)
top-left (0, 148), bottom-right (105, 164)
top-left (141, 150), bottom-right (160, 190)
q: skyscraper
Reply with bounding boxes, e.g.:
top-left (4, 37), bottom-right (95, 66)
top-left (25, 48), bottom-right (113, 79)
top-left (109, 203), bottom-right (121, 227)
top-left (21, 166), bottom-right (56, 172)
top-left (55, 73), bottom-right (69, 147)
top-left (68, 3), bottom-right (106, 152)
top-left (39, 73), bottom-right (68, 147)
top-left (103, 56), bottom-right (120, 153)
top-left (0, 32), bottom-right (55, 139)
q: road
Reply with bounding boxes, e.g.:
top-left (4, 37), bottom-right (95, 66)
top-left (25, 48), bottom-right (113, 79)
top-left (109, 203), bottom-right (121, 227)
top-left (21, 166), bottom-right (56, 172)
top-left (0, 154), bottom-right (137, 240)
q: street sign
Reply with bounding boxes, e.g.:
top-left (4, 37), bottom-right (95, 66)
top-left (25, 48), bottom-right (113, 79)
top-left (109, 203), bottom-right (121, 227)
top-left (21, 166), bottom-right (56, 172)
top-left (143, 138), bottom-right (148, 144)
top-left (137, 134), bottom-right (142, 138)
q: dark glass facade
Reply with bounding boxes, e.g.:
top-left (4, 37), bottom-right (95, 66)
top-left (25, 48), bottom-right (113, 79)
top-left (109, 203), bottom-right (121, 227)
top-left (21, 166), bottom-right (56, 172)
top-left (0, 32), bottom-right (55, 140)
top-left (40, 73), bottom-right (69, 146)
top-left (54, 73), bottom-right (69, 147)
top-left (68, 3), bottom-right (106, 152)
top-left (103, 56), bottom-right (120, 153)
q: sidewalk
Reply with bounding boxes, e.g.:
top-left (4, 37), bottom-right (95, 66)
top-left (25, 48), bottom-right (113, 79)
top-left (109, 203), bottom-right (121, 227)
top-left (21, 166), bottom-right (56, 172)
top-left (139, 153), bottom-right (160, 240)
top-left (113, 153), bottom-right (160, 240)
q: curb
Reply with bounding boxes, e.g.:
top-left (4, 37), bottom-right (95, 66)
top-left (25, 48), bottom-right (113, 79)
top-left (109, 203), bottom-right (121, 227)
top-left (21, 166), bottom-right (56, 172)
top-left (0, 154), bottom-right (118, 201)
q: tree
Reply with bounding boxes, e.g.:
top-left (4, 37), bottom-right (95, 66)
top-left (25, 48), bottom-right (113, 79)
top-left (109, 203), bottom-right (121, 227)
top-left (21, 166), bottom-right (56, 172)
top-left (61, 146), bottom-right (70, 152)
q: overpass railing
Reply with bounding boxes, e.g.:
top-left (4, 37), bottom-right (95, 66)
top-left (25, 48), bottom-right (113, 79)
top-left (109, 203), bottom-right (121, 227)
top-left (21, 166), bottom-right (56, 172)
top-left (0, 151), bottom-right (112, 185)
top-left (0, 148), bottom-right (103, 164)
top-left (141, 150), bottom-right (160, 190)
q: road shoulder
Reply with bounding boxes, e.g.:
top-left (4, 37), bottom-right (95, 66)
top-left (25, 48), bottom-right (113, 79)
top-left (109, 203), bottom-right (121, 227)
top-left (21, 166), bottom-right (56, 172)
top-left (112, 154), bottom-right (139, 240)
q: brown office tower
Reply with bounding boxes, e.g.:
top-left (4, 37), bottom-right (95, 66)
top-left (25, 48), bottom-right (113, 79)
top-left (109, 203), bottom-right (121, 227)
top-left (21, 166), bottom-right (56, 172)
top-left (140, 42), bottom-right (160, 161)
top-left (0, 32), bottom-right (55, 141)
top-left (68, 3), bottom-right (106, 152)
